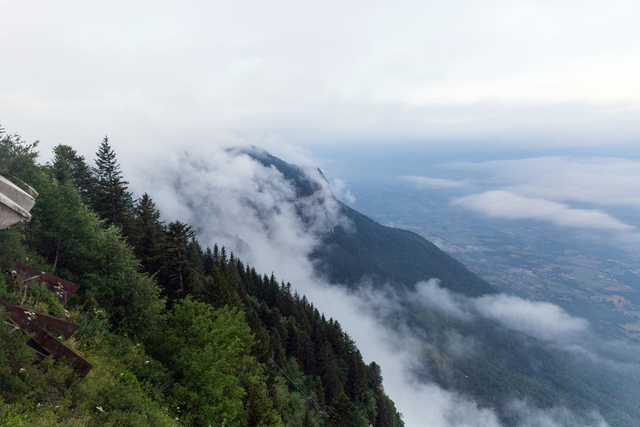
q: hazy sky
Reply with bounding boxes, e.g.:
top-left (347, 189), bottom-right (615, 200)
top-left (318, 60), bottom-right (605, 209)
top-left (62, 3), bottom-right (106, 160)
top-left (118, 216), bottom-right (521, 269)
top-left (2, 0), bottom-right (640, 161)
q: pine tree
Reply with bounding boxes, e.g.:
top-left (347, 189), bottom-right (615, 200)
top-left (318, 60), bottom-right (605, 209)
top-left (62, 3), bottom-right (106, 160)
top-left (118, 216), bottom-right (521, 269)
top-left (131, 193), bottom-right (166, 275)
top-left (92, 136), bottom-right (133, 233)
top-left (50, 144), bottom-right (94, 205)
top-left (161, 220), bottom-right (196, 297)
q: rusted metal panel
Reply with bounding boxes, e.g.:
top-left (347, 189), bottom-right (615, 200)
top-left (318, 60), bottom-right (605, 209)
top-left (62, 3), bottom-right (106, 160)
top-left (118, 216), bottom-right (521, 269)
top-left (13, 262), bottom-right (80, 305)
top-left (2, 302), bottom-right (92, 377)
top-left (1, 261), bottom-right (91, 377)
top-left (1, 302), bottom-right (79, 339)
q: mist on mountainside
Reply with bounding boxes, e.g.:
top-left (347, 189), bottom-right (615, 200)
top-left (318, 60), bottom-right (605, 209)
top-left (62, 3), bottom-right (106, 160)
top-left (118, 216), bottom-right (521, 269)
top-left (129, 144), bottom-right (640, 427)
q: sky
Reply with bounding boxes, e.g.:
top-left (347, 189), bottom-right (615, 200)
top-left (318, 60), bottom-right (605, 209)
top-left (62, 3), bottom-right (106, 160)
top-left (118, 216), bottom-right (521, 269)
top-left (1, 0), bottom-right (640, 161)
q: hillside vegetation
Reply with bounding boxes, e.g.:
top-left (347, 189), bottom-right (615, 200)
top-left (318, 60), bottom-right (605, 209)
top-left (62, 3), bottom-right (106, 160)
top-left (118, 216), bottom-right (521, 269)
top-left (0, 128), bottom-right (404, 427)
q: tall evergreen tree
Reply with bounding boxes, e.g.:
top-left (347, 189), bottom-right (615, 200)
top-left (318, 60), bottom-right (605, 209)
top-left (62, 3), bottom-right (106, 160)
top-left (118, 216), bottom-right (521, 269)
top-left (92, 136), bottom-right (133, 233)
top-left (131, 193), bottom-right (166, 275)
top-left (161, 220), bottom-right (196, 297)
top-left (50, 144), bottom-right (94, 205)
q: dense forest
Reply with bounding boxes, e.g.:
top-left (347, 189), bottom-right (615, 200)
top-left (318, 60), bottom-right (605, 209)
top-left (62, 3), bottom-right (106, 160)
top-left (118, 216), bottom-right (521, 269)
top-left (0, 126), bottom-right (404, 426)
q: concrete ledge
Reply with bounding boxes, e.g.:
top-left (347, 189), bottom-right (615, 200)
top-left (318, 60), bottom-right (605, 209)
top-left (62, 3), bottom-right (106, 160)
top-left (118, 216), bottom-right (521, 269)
top-left (0, 192), bottom-right (31, 229)
top-left (0, 175), bottom-right (35, 211)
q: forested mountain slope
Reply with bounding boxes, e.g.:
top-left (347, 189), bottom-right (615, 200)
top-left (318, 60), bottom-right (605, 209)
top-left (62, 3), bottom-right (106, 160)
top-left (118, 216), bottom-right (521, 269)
top-left (313, 201), bottom-right (496, 296)
top-left (245, 148), bottom-right (640, 427)
top-left (0, 128), bottom-right (403, 427)
top-left (246, 148), bottom-right (495, 297)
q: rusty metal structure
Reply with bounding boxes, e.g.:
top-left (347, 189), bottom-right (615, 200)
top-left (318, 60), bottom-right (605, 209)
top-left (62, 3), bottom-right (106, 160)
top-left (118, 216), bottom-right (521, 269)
top-left (1, 174), bottom-right (92, 377)
top-left (2, 264), bottom-right (93, 377)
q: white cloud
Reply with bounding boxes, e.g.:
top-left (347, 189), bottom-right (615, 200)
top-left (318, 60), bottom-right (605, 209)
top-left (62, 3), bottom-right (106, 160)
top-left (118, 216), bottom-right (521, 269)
top-left (474, 294), bottom-right (589, 342)
top-left (452, 190), bottom-right (635, 231)
top-left (414, 279), bottom-right (474, 321)
top-left (330, 178), bottom-right (356, 204)
top-left (127, 146), bottom-right (633, 426)
top-left (404, 175), bottom-right (468, 189)
top-left (453, 157), bottom-right (640, 208)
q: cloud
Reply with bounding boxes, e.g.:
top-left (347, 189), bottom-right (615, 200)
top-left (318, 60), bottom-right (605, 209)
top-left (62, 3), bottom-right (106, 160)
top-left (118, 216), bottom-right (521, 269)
top-left (124, 142), bottom-right (640, 426)
top-left (452, 157), bottom-right (640, 209)
top-left (132, 145), bottom-right (587, 427)
top-left (414, 279), bottom-right (474, 321)
top-left (3, 1), bottom-right (640, 158)
top-left (452, 190), bottom-right (635, 231)
top-left (404, 175), bottom-right (468, 189)
top-left (330, 178), bottom-right (356, 204)
top-left (474, 293), bottom-right (589, 342)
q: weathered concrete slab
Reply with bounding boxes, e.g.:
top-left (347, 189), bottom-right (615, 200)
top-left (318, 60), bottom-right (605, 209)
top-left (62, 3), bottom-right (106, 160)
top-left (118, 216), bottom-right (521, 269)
top-left (0, 175), bottom-right (35, 229)
top-left (0, 192), bottom-right (31, 229)
top-left (0, 175), bottom-right (35, 211)
top-left (0, 175), bottom-right (36, 212)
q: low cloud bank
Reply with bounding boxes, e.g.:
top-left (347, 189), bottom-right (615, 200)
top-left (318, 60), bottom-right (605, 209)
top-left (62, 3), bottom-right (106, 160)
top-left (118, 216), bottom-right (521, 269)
top-left (452, 190), bottom-right (634, 231)
top-left (473, 294), bottom-right (589, 342)
top-left (412, 280), bottom-right (590, 345)
top-left (131, 146), bottom-right (622, 426)
top-left (456, 157), bottom-right (640, 209)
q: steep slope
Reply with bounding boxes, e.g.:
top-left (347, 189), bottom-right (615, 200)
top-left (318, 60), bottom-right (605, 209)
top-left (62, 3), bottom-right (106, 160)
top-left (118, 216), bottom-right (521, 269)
top-left (245, 148), bottom-right (640, 426)
top-left (313, 201), bottom-right (496, 296)
top-left (246, 148), bottom-right (496, 297)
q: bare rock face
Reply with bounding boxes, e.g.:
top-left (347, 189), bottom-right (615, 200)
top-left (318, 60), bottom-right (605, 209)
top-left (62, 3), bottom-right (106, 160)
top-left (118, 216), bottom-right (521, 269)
top-left (0, 175), bottom-right (36, 229)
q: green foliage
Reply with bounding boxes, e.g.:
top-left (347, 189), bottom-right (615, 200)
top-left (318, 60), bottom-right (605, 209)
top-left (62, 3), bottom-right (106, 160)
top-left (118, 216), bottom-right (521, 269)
top-left (91, 136), bottom-right (133, 234)
top-left (49, 144), bottom-right (94, 205)
top-left (0, 227), bottom-right (25, 271)
top-left (0, 126), bottom-right (40, 184)
top-left (154, 296), bottom-right (281, 426)
top-left (28, 176), bottom-right (102, 274)
top-left (0, 309), bottom-right (34, 402)
top-left (130, 193), bottom-right (166, 276)
top-left (28, 172), bottom-right (165, 339)
top-left (80, 225), bottom-right (166, 339)
top-left (21, 281), bottom-right (66, 317)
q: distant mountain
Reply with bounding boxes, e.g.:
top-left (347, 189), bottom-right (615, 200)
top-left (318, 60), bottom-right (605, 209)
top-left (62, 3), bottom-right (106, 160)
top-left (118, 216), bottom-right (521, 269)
top-left (313, 202), bottom-right (496, 296)
top-left (246, 148), bottom-right (640, 427)
top-left (245, 147), bottom-right (496, 297)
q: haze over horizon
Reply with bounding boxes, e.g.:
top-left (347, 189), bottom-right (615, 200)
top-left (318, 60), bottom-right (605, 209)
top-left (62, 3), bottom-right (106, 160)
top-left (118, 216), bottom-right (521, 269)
top-left (2, 0), bottom-right (640, 161)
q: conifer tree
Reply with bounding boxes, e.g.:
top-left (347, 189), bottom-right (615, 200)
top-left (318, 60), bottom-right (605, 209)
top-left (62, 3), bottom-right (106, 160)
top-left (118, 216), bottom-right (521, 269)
top-left (162, 220), bottom-right (196, 296)
top-left (50, 144), bottom-right (94, 205)
top-left (92, 136), bottom-right (133, 233)
top-left (131, 193), bottom-right (166, 275)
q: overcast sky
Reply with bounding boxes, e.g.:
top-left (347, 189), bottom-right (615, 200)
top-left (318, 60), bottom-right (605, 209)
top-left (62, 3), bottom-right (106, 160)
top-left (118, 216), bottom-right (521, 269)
top-left (2, 0), bottom-right (640, 161)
